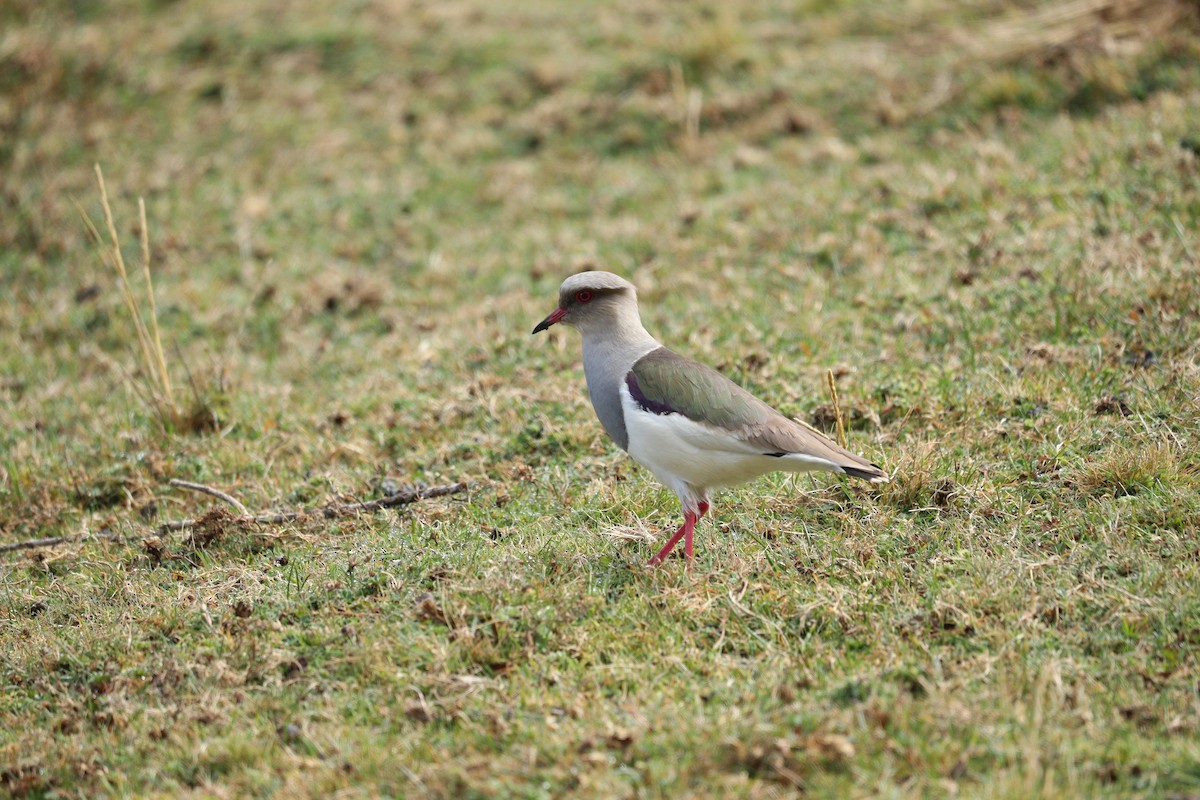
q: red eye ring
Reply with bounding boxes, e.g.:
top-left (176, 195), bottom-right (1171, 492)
top-left (575, 290), bottom-right (593, 303)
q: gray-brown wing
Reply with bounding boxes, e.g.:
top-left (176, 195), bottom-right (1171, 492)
top-left (627, 347), bottom-right (886, 481)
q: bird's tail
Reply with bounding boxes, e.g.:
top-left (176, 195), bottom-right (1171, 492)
top-left (788, 416), bottom-right (889, 483)
top-left (841, 463), bottom-right (889, 484)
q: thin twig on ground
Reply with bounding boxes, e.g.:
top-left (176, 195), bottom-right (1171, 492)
top-left (156, 480), bottom-right (468, 532)
top-left (168, 479), bottom-right (250, 516)
top-left (0, 481), bottom-right (469, 555)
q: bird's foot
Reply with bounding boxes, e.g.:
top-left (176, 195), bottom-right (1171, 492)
top-left (647, 510), bottom-right (700, 566)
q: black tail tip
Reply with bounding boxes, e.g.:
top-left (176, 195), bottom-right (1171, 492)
top-left (842, 464), bottom-right (889, 484)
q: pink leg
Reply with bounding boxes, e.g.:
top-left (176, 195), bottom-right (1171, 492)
top-left (648, 513), bottom-right (696, 563)
top-left (685, 502), bottom-right (710, 560)
top-left (648, 502), bottom-right (709, 566)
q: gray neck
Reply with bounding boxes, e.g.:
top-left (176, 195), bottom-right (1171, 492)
top-left (579, 317), bottom-right (659, 452)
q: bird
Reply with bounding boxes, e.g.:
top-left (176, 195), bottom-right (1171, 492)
top-left (532, 270), bottom-right (887, 565)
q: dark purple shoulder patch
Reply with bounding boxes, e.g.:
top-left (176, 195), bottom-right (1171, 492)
top-left (626, 371), bottom-right (677, 416)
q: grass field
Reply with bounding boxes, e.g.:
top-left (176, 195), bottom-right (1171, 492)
top-left (3, 0), bottom-right (1200, 797)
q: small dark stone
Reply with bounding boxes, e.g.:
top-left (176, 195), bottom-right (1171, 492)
top-left (198, 82), bottom-right (224, 102)
top-left (1094, 395), bottom-right (1132, 416)
top-left (1125, 349), bottom-right (1156, 368)
top-left (281, 657), bottom-right (308, 680)
top-left (405, 703), bottom-right (432, 723)
top-left (930, 478), bottom-right (958, 507)
top-left (74, 284), bottom-right (101, 303)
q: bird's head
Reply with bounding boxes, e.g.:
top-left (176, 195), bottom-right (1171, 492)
top-left (532, 271), bottom-right (639, 336)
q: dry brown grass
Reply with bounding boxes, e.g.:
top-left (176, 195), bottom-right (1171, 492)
top-left (974, 0), bottom-right (1198, 64)
top-left (76, 165), bottom-right (219, 435)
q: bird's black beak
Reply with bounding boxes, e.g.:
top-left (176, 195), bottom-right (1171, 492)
top-left (532, 307), bottom-right (566, 334)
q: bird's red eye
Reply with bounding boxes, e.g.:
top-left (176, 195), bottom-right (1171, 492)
top-left (575, 290), bottom-right (593, 303)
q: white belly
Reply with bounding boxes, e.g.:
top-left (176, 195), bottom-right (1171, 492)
top-left (620, 384), bottom-right (838, 508)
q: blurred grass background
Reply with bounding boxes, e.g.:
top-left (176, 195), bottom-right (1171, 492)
top-left (1, 0), bottom-right (1199, 797)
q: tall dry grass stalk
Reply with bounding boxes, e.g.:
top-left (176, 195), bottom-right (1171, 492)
top-left (825, 368), bottom-right (848, 450)
top-left (77, 164), bottom-right (180, 431)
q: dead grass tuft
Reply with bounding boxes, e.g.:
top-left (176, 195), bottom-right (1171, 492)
top-left (76, 165), bottom-right (221, 435)
top-left (973, 0), bottom-right (1198, 65)
top-left (1075, 441), bottom-right (1180, 497)
top-left (184, 507), bottom-right (239, 549)
top-left (0, 762), bottom-right (51, 799)
top-left (879, 443), bottom-right (963, 511)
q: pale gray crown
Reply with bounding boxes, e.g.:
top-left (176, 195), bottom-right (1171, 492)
top-left (559, 270), bottom-right (636, 296)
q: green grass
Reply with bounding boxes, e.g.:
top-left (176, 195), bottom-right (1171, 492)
top-left (3, 0), bottom-right (1200, 797)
